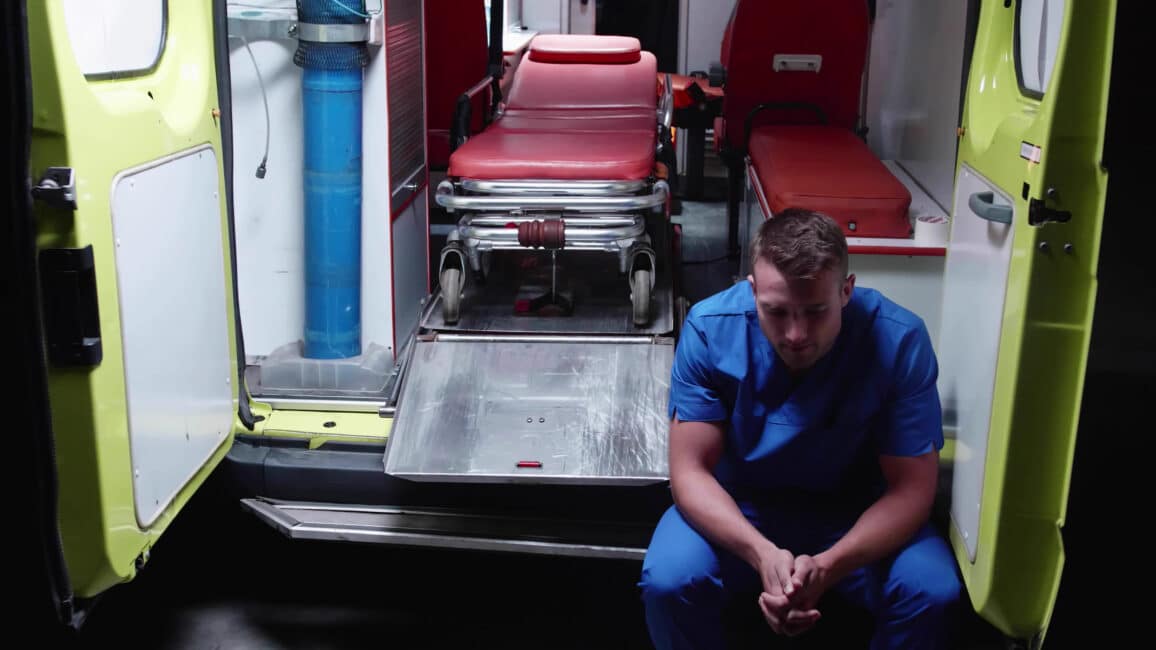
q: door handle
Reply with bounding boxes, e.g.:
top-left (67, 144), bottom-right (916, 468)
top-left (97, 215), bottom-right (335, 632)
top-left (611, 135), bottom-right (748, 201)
top-left (968, 191), bottom-right (1012, 224)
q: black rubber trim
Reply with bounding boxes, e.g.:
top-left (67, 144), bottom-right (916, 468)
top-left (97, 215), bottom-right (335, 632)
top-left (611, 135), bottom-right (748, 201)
top-left (224, 436), bottom-right (672, 523)
top-left (487, 0), bottom-right (504, 83)
top-left (449, 74), bottom-right (494, 154)
top-left (956, 0), bottom-right (982, 161)
top-left (5, 0), bottom-right (77, 631)
top-left (213, 0), bottom-right (259, 430)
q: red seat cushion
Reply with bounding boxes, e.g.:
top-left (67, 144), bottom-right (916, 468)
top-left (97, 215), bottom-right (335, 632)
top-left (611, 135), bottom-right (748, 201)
top-left (748, 126), bottom-right (912, 238)
top-left (448, 128), bottom-right (655, 181)
top-left (528, 34), bottom-right (641, 64)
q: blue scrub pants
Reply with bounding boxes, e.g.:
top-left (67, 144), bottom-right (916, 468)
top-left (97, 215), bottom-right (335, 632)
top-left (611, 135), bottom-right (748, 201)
top-left (640, 504), bottom-right (962, 650)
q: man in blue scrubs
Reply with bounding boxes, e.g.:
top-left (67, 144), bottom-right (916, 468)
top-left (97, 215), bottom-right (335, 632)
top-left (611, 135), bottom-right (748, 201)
top-left (641, 209), bottom-right (961, 649)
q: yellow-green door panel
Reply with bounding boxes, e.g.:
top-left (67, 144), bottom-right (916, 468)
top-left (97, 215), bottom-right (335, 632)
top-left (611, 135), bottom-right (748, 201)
top-left (28, 1), bottom-right (239, 599)
top-left (947, 0), bottom-right (1115, 641)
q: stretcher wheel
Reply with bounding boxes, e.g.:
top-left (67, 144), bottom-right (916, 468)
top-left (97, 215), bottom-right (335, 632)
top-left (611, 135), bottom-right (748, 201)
top-left (441, 267), bottom-right (462, 324)
top-left (632, 269), bottom-right (652, 327)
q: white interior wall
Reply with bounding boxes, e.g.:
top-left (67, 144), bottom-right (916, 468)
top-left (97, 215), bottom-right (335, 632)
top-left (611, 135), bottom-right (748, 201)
top-left (230, 31), bottom-right (394, 359)
top-left (230, 37), bottom-right (305, 358)
top-left (522, 0), bottom-right (563, 33)
top-left (504, 0), bottom-right (523, 28)
top-left (391, 192), bottom-right (430, 345)
top-left (679, 0), bottom-right (736, 75)
top-left (361, 37), bottom-right (396, 357)
top-left (865, 0), bottom-right (970, 211)
top-left (850, 255), bottom-right (945, 353)
top-left (675, 0), bottom-right (737, 172)
top-left (569, 0), bottom-right (595, 34)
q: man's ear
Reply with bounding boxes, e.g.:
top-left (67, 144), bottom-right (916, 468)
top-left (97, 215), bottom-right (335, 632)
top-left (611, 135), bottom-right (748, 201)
top-left (842, 274), bottom-right (856, 306)
top-left (747, 274), bottom-right (755, 288)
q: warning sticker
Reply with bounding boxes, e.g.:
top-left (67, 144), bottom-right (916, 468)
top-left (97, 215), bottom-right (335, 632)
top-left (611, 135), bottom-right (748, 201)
top-left (1020, 141), bottom-right (1043, 164)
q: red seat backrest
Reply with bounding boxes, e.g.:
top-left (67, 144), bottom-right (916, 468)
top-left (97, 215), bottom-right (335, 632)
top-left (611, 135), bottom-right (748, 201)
top-left (719, 0), bottom-right (869, 151)
top-left (424, 0), bottom-right (489, 169)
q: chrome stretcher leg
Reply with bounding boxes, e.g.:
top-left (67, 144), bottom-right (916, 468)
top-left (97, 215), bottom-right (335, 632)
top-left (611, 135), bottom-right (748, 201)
top-left (520, 249), bottom-right (574, 317)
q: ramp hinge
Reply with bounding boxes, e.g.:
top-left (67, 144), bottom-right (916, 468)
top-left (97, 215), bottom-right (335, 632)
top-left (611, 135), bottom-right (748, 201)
top-left (31, 167), bottom-right (76, 210)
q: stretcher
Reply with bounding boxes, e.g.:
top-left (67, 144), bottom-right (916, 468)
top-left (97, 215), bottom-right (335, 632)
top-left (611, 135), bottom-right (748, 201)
top-left (434, 34), bottom-right (673, 326)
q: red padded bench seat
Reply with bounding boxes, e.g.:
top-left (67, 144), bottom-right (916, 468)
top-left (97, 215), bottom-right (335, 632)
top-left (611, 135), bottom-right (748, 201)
top-left (447, 34), bottom-right (659, 182)
top-left (748, 125), bottom-right (913, 239)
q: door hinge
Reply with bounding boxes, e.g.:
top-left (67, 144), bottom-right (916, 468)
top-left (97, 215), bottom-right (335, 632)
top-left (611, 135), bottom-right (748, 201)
top-left (1028, 198), bottom-right (1072, 226)
top-left (30, 167), bottom-right (77, 210)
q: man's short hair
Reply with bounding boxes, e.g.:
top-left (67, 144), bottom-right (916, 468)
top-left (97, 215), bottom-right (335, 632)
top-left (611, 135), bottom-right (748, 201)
top-left (750, 208), bottom-right (849, 280)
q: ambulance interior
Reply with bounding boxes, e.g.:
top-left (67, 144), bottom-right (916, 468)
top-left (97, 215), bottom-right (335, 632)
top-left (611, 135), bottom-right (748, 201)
top-left (217, 0), bottom-right (1078, 643)
top-left (225, 0), bottom-right (983, 399)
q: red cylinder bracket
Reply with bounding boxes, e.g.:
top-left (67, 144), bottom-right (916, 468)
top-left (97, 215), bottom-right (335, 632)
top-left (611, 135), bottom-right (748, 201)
top-left (517, 220), bottom-right (565, 249)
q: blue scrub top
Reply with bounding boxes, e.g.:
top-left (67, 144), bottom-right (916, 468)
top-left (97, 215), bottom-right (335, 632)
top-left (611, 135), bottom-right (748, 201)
top-left (669, 282), bottom-right (943, 513)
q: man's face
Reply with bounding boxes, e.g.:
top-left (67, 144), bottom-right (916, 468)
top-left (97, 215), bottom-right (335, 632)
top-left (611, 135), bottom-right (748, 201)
top-left (749, 259), bottom-right (854, 372)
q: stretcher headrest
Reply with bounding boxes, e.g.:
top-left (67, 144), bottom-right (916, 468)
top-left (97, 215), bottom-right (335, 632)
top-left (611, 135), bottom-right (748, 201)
top-left (528, 34), bottom-right (642, 64)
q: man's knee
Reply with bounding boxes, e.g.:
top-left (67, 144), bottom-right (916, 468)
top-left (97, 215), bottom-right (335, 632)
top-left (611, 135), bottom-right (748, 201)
top-left (888, 560), bottom-right (962, 616)
top-left (639, 557), bottom-right (723, 607)
top-left (640, 550), bottom-right (734, 649)
top-left (640, 506), bottom-right (730, 609)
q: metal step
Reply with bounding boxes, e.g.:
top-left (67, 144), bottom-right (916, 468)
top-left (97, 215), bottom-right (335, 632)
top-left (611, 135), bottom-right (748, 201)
top-left (384, 334), bottom-right (673, 485)
top-left (242, 497), bottom-right (650, 560)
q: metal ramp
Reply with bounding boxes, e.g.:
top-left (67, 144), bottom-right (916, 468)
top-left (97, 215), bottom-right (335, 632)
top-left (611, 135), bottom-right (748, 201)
top-left (242, 497), bottom-right (652, 560)
top-left (383, 334), bottom-right (672, 485)
top-left (385, 248), bottom-right (676, 485)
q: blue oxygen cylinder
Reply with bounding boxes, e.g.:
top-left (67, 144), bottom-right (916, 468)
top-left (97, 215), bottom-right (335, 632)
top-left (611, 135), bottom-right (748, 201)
top-left (294, 0), bottom-right (368, 359)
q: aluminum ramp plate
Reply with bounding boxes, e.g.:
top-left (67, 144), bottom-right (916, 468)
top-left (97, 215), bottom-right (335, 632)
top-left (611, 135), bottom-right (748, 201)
top-left (241, 497), bottom-right (651, 560)
top-left (384, 335), bottom-right (672, 485)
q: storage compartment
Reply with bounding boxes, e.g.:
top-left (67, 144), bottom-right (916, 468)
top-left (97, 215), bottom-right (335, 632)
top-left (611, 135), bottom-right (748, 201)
top-left (226, 0), bottom-right (427, 402)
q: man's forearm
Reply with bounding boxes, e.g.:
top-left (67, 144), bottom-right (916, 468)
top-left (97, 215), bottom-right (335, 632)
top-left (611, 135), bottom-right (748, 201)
top-left (672, 469), bottom-right (777, 569)
top-left (816, 485), bottom-right (930, 581)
